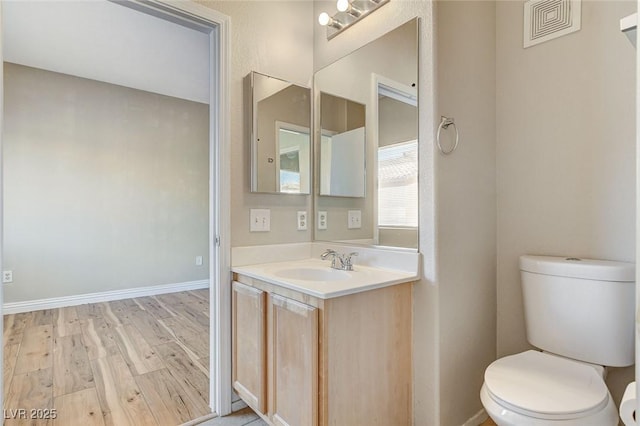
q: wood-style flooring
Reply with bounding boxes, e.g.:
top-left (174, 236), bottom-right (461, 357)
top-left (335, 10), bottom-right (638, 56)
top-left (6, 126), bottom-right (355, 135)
top-left (3, 290), bottom-right (211, 426)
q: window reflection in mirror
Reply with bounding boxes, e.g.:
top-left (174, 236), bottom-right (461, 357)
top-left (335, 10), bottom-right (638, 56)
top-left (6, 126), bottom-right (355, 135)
top-left (250, 72), bottom-right (311, 194)
top-left (377, 91), bottom-right (418, 249)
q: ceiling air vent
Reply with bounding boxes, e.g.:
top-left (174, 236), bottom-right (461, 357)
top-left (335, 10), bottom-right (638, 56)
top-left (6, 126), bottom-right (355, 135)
top-left (524, 0), bottom-right (581, 48)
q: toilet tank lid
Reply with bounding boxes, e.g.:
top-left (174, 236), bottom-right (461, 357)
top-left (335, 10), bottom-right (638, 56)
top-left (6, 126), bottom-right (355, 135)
top-left (520, 255), bottom-right (635, 282)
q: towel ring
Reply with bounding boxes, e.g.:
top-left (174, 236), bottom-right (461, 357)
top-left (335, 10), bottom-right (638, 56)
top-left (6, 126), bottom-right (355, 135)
top-left (436, 116), bottom-right (459, 155)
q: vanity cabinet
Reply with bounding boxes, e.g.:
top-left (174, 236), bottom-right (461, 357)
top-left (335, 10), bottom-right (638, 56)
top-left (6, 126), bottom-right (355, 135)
top-left (232, 274), bottom-right (412, 426)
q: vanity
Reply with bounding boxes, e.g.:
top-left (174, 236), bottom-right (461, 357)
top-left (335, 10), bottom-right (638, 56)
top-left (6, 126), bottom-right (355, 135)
top-left (231, 247), bottom-right (419, 426)
top-left (237, 16), bottom-right (420, 426)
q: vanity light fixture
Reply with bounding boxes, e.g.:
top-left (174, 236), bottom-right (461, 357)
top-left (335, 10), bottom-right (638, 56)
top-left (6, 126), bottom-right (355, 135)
top-left (336, 0), bottom-right (362, 17)
top-left (318, 12), bottom-right (344, 29)
top-left (318, 0), bottom-right (390, 40)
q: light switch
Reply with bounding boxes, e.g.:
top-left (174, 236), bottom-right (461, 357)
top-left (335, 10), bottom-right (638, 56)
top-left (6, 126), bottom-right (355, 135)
top-left (250, 209), bottom-right (271, 232)
top-left (297, 211), bottom-right (308, 231)
top-left (348, 210), bottom-right (361, 229)
top-left (318, 211), bottom-right (328, 230)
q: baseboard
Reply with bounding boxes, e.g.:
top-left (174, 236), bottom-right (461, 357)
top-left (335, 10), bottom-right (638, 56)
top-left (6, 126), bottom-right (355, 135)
top-left (462, 408), bottom-right (489, 426)
top-left (3, 279), bottom-right (209, 314)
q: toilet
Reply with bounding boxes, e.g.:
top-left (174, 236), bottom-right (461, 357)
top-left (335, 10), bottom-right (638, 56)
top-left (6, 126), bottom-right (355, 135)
top-left (481, 255), bottom-right (635, 426)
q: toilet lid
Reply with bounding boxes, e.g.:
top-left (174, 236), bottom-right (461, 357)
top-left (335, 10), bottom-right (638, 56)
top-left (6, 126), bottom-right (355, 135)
top-left (484, 350), bottom-right (609, 420)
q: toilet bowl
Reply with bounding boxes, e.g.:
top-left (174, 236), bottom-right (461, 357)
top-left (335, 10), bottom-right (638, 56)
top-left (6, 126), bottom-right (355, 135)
top-left (479, 256), bottom-right (635, 426)
top-left (481, 351), bottom-right (619, 426)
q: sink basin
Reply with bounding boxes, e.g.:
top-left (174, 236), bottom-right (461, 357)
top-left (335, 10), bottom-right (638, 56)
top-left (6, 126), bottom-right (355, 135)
top-left (274, 267), bottom-right (351, 282)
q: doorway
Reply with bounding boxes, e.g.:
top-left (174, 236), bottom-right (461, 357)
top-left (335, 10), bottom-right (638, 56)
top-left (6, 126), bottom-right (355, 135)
top-left (0, 0), bottom-right (231, 420)
top-left (373, 75), bottom-right (418, 249)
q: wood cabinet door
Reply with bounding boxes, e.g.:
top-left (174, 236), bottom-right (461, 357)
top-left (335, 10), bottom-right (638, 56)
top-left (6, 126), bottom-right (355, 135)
top-left (270, 294), bottom-right (318, 426)
top-left (232, 281), bottom-right (267, 414)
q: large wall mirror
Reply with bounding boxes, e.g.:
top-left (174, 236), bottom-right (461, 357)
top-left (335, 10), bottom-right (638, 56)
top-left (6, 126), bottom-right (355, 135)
top-left (250, 71), bottom-right (311, 194)
top-left (314, 18), bottom-right (418, 249)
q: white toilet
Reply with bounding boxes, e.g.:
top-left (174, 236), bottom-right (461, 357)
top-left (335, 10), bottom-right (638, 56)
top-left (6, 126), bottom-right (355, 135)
top-left (481, 255), bottom-right (635, 426)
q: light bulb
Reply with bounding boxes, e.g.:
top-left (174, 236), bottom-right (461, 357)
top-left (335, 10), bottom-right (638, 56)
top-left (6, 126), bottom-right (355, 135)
top-left (336, 0), bottom-right (350, 12)
top-left (318, 12), bottom-right (331, 26)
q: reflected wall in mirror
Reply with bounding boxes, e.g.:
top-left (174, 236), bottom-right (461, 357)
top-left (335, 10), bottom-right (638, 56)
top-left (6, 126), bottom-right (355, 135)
top-left (250, 71), bottom-right (311, 194)
top-left (314, 18), bottom-right (418, 250)
top-left (319, 93), bottom-right (366, 197)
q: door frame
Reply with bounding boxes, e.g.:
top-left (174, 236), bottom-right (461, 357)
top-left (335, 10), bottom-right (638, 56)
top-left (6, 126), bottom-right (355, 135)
top-left (0, 0), bottom-right (233, 417)
top-left (131, 1), bottom-right (233, 416)
top-left (636, 0), bottom-right (640, 418)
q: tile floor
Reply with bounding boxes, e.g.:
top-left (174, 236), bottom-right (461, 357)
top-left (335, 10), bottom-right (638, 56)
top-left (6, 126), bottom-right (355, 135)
top-left (197, 407), bottom-right (266, 425)
top-left (201, 408), bottom-right (494, 426)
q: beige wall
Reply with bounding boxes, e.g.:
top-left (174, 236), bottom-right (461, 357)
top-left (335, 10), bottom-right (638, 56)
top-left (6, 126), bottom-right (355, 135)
top-left (200, 0), bottom-right (315, 247)
top-left (496, 0), bottom-right (636, 406)
top-left (3, 63), bottom-right (210, 303)
top-left (435, 1), bottom-right (497, 424)
top-left (379, 96), bottom-right (418, 147)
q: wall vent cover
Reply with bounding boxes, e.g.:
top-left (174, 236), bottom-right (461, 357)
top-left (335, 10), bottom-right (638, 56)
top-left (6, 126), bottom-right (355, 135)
top-left (524, 0), bottom-right (581, 48)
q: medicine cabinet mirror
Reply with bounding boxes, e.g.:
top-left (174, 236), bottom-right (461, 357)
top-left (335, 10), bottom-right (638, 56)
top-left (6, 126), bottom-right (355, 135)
top-left (250, 71), bottom-right (311, 194)
top-left (314, 18), bottom-right (419, 249)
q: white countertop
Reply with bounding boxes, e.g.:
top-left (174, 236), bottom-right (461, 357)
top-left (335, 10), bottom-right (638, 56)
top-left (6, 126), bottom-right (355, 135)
top-left (232, 258), bottom-right (418, 299)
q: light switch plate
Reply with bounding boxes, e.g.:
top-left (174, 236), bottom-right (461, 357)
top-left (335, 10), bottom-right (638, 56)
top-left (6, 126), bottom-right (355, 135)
top-left (348, 210), bottom-right (361, 229)
top-left (250, 209), bottom-right (271, 232)
top-left (297, 211), bottom-right (308, 231)
top-left (318, 211), bottom-right (328, 230)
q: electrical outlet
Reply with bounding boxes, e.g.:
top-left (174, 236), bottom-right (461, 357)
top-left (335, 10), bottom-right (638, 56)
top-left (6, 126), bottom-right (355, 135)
top-left (318, 211), bottom-right (328, 230)
top-left (250, 209), bottom-right (271, 232)
top-left (196, 256), bottom-right (203, 266)
top-left (3, 271), bottom-right (13, 284)
top-left (348, 210), bottom-right (362, 229)
top-left (297, 211), bottom-right (308, 231)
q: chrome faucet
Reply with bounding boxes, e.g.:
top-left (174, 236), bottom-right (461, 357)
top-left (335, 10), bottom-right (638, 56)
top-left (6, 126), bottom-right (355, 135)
top-left (321, 249), bottom-right (358, 271)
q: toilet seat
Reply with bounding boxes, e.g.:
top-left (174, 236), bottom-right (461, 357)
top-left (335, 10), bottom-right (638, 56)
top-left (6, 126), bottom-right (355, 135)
top-left (484, 350), bottom-right (609, 420)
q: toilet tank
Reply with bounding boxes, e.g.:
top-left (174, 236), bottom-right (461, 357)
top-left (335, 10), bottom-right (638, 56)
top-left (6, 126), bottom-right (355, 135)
top-left (520, 255), bottom-right (635, 367)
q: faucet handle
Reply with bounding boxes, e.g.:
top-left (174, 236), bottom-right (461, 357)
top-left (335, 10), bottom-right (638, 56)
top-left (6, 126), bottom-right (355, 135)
top-left (343, 252), bottom-right (358, 271)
